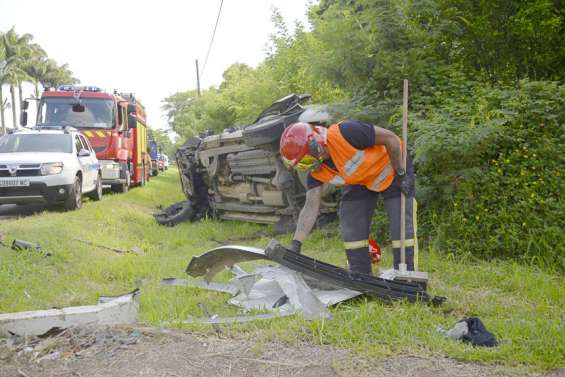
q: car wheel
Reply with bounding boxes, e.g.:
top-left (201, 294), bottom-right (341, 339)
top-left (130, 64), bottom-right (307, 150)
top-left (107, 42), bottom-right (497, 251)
top-left (64, 176), bottom-right (82, 211)
top-left (121, 170), bottom-right (131, 192)
top-left (112, 169), bottom-right (130, 193)
top-left (154, 200), bottom-right (196, 226)
top-left (242, 112), bottom-right (302, 148)
top-left (89, 173), bottom-right (103, 201)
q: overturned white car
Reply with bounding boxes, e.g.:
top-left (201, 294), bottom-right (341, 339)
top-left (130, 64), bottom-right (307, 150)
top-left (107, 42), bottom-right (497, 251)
top-left (155, 95), bottom-right (339, 232)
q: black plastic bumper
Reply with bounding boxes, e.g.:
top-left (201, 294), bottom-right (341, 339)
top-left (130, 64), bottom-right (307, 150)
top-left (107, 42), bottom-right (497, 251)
top-left (0, 183), bottom-right (73, 204)
top-left (264, 240), bottom-right (446, 305)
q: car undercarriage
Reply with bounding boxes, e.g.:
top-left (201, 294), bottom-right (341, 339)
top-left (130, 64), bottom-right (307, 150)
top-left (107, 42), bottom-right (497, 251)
top-left (155, 94), bottom-right (340, 232)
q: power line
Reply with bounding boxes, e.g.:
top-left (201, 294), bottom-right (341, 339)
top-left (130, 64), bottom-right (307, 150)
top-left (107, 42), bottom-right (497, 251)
top-left (200, 0), bottom-right (224, 80)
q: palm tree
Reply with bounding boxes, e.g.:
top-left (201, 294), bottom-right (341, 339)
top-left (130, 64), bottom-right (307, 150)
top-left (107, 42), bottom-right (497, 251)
top-left (23, 45), bottom-right (48, 106)
top-left (38, 59), bottom-right (78, 89)
top-left (0, 32), bottom-right (21, 135)
top-left (35, 58), bottom-right (58, 89)
top-left (24, 57), bottom-right (47, 99)
top-left (0, 41), bottom-right (6, 135)
top-left (2, 27), bottom-right (32, 129)
top-left (0, 28), bottom-right (79, 133)
top-left (53, 63), bottom-right (79, 87)
top-left (20, 42), bottom-right (45, 103)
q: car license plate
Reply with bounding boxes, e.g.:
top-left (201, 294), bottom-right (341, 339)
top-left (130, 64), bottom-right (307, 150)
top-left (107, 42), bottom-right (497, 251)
top-left (0, 178), bottom-right (31, 187)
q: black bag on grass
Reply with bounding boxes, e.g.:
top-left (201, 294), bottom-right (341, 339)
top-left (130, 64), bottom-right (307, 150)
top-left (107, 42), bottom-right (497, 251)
top-left (461, 317), bottom-right (498, 347)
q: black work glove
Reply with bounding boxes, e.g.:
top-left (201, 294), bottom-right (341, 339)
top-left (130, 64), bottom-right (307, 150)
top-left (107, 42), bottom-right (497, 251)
top-left (290, 240), bottom-right (302, 254)
top-left (397, 171), bottom-right (415, 197)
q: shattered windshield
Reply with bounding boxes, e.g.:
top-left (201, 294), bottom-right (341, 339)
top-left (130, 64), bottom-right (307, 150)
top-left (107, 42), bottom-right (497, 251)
top-left (37, 97), bottom-right (115, 129)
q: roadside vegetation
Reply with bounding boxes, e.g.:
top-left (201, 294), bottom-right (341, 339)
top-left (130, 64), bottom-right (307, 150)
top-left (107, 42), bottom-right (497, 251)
top-left (1, 0), bottom-right (563, 373)
top-left (163, 0), bottom-right (564, 271)
top-left (0, 169), bottom-right (563, 372)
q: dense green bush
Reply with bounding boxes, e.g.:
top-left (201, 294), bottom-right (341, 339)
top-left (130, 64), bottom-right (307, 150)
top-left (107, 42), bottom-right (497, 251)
top-left (163, 0), bottom-right (564, 270)
top-left (413, 80), bottom-right (564, 270)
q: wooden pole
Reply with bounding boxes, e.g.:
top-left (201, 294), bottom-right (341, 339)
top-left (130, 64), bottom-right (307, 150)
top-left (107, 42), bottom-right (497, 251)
top-left (195, 59), bottom-right (201, 97)
top-left (399, 79), bottom-right (408, 273)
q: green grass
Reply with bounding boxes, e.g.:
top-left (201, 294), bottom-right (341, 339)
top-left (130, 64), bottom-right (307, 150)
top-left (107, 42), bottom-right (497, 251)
top-left (0, 167), bottom-right (563, 372)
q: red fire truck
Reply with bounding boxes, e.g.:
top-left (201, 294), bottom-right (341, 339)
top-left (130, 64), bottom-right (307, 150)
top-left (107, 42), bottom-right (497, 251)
top-left (29, 85), bottom-right (150, 192)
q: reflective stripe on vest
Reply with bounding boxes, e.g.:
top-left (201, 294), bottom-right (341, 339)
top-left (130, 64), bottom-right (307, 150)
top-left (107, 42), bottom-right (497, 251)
top-left (370, 164), bottom-right (393, 191)
top-left (311, 123), bottom-right (395, 192)
top-left (329, 175), bottom-right (345, 185)
top-left (343, 150), bottom-right (365, 176)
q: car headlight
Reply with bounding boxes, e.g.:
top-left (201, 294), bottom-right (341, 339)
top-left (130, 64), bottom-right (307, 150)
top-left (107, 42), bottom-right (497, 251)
top-left (41, 162), bottom-right (64, 175)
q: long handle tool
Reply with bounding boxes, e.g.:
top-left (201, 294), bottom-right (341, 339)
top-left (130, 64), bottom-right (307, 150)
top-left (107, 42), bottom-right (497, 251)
top-left (395, 80), bottom-right (429, 287)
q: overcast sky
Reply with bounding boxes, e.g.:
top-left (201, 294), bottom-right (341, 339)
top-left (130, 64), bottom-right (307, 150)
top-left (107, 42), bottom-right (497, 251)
top-left (0, 0), bottom-right (311, 133)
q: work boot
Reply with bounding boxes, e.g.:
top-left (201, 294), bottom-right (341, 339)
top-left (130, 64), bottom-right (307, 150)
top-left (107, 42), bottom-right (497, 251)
top-left (346, 248), bottom-right (372, 274)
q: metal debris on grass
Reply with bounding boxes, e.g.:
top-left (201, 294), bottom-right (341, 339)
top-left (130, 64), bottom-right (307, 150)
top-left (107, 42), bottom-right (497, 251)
top-left (175, 239), bottom-right (446, 324)
top-left (163, 263), bottom-right (361, 324)
top-left (0, 290), bottom-right (140, 337)
top-left (11, 239), bottom-right (52, 256)
top-left (185, 244), bottom-right (269, 283)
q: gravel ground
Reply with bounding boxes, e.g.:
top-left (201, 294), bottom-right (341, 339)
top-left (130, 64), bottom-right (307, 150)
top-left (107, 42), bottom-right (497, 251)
top-left (0, 325), bottom-right (562, 377)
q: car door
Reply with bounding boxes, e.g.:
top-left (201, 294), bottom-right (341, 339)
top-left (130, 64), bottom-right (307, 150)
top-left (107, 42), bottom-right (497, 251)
top-left (75, 135), bottom-right (94, 192)
top-left (80, 135), bottom-right (99, 190)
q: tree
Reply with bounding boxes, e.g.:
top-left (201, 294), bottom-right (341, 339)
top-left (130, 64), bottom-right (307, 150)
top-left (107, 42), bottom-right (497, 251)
top-left (148, 128), bottom-right (176, 158)
top-left (21, 42), bottom-right (46, 102)
top-left (37, 59), bottom-right (78, 89)
top-left (0, 32), bottom-right (22, 134)
top-left (2, 27), bottom-right (33, 129)
top-left (23, 53), bottom-right (48, 101)
top-left (435, 0), bottom-right (565, 81)
top-left (0, 27), bottom-right (78, 133)
top-left (161, 91), bottom-right (197, 136)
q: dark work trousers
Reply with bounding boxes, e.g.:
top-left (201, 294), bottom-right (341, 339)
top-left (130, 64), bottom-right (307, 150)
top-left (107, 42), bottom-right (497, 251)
top-left (339, 158), bottom-right (418, 274)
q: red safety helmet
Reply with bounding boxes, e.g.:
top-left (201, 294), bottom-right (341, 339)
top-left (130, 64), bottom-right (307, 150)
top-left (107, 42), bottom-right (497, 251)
top-left (280, 122), bottom-right (326, 171)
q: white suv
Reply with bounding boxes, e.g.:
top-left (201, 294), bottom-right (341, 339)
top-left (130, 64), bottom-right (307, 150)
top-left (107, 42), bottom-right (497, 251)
top-left (0, 127), bottom-right (102, 210)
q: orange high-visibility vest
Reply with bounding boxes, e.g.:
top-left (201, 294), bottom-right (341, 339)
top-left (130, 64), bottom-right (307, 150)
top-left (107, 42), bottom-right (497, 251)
top-left (311, 123), bottom-right (396, 192)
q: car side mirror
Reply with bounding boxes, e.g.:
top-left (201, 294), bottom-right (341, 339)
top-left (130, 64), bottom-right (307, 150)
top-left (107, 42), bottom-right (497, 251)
top-left (20, 111), bottom-right (28, 126)
top-left (78, 149), bottom-right (90, 157)
top-left (128, 113), bottom-right (137, 129)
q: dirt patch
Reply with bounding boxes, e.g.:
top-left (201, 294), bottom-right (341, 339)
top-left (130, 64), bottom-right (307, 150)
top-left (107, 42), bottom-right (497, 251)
top-left (0, 325), bottom-right (557, 377)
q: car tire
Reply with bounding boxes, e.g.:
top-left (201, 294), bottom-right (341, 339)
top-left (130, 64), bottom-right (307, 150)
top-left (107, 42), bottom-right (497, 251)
top-left (64, 176), bottom-right (82, 211)
top-left (140, 164), bottom-right (146, 187)
top-left (112, 169), bottom-right (130, 193)
top-left (242, 112), bottom-right (302, 148)
top-left (154, 200), bottom-right (196, 226)
top-left (89, 173), bottom-right (103, 201)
